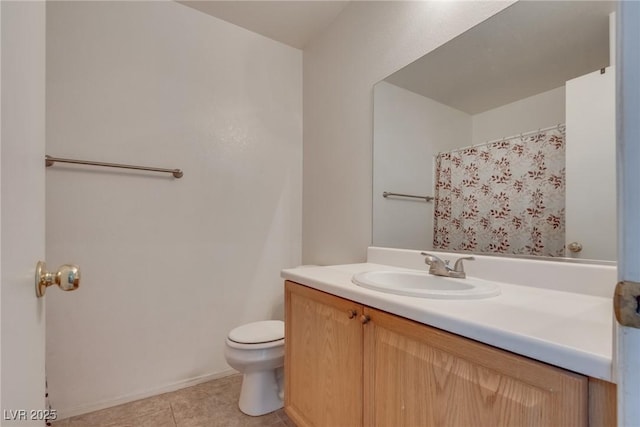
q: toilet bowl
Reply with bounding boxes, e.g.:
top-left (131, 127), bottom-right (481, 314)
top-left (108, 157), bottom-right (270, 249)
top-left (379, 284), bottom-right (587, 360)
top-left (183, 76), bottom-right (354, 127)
top-left (224, 320), bottom-right (285, 416)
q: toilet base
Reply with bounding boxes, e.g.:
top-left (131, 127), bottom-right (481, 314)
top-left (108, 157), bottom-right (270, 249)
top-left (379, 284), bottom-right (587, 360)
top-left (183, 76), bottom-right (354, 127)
top-left (238, 369), bottom-right (283, 416)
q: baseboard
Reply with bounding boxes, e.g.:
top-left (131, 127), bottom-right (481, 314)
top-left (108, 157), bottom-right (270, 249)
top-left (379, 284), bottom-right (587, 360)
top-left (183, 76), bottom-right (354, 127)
top-left (55, 369), bottom-right (238, 420)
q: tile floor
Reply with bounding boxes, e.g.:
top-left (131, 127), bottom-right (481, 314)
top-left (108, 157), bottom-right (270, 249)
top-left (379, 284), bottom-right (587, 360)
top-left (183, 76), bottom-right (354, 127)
top-left (52, 374), bottom-right (294, 427)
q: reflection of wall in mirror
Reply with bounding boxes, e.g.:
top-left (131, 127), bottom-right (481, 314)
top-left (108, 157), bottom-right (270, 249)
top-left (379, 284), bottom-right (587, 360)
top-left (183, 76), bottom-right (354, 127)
top-left (471, 87), bottom-right (565, 145)
top-left (373, 81), bottom-right (470, 250)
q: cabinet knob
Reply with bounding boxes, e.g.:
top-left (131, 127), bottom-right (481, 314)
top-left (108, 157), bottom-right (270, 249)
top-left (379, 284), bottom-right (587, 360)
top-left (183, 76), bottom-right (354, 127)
top-left (348, 309), bottom-right (357, 319)
top-left (360, 314), bottom-right (371, 324)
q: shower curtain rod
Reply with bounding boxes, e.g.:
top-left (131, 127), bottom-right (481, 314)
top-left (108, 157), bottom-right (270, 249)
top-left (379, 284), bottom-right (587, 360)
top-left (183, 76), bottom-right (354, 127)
top-left (443, 123), bottom-right (565, 155)
top-left (45, 155), bottom-right (184, 178)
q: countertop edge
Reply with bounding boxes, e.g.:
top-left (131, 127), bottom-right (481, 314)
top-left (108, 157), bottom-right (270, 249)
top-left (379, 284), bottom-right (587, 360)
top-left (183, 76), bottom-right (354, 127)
top-left (282, 265), bottom-right (614, 382)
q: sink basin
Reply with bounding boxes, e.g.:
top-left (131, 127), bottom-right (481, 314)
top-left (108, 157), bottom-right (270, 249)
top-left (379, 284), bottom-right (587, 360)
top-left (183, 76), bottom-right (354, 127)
top-left (352, 270), bottom-right (501, 299)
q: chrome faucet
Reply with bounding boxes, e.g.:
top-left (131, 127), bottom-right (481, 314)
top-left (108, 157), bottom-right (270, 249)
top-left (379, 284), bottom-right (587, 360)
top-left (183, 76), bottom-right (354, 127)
top-left (420, 252), bottom-right (475, 279)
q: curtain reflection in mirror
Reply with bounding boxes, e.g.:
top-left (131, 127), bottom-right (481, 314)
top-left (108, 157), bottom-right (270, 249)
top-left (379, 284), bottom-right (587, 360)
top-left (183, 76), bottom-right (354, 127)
top-left (433, 124), bottom-right (566, 257)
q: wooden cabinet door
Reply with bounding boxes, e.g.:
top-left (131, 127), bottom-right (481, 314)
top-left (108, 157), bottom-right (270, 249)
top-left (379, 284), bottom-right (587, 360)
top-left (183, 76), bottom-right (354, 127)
top-left (363, 307), bottom-right (588, 427)
top-left (284, 281), bottom-right (364, 427)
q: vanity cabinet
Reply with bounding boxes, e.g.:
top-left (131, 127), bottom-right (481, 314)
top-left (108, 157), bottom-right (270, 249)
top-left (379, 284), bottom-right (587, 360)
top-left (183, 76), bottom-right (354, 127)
top-left (284, 281), bottom-right (616, 427)
top-left (285, 280), bottom-right (364, 427)
top-left (363, 307), bottom-right (586, 427)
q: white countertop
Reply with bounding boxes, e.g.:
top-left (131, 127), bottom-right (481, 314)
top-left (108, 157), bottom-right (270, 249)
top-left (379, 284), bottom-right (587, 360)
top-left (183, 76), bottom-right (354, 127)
top-left (281, 262), bottom-right (614, 382)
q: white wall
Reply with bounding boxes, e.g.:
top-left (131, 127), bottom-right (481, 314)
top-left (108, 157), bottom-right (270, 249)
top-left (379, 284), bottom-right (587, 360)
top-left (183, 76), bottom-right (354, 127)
top-left (372, 81), bottom-right (470, 250)
top-left (45, 1), bottom-right (301, 418)
top-left (302, 1), bottom-right (515, 265)
top-left (471, 86), bottom-right (565, 144)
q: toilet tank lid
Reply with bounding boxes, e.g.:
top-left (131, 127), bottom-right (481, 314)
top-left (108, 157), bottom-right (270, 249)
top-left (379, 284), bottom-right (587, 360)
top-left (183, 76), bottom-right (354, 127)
top-left (228, 320), bottom-right (284, 344)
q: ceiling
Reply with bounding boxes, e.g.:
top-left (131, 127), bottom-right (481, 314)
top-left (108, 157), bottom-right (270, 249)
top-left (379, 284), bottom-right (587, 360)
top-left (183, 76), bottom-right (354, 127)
top-left (178, 1), bottom-right (615, 112)
top-left (179, 1), bottom-right (350, 49)
top-left (384, 1), bottom-right (616, 115)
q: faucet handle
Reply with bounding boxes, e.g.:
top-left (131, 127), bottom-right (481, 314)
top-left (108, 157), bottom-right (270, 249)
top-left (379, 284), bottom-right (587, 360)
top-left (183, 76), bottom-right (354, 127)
top-left (420, 252), bottom-right (442, 265)
top-left (453, 256), bottom-right (475, 273)
top-left (420, 252), bottom-right (451, 277)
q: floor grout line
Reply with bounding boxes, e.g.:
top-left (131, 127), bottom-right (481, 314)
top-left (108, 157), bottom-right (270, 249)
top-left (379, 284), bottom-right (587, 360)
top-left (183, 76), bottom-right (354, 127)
top-left (169, 402), bottom-right (178, 427)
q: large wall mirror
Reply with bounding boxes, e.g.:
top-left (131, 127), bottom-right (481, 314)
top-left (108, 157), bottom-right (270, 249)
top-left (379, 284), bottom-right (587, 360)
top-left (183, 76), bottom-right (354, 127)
top-left (372, 1), bottom-right (617, 262)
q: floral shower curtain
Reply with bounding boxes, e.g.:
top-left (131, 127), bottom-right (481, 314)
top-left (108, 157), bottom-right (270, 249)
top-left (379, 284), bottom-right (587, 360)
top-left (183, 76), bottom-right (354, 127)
top-left (433, 125), bottom-right (566, 257)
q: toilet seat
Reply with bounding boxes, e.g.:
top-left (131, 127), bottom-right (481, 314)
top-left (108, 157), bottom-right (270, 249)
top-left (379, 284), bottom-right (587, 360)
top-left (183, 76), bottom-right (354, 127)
top-left (227, 320), bottom-right (284, 349)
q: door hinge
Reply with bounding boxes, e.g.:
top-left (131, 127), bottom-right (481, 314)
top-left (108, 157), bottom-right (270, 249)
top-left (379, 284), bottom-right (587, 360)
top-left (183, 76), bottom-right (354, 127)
top-left (614, 281), bottom-right (640, 328)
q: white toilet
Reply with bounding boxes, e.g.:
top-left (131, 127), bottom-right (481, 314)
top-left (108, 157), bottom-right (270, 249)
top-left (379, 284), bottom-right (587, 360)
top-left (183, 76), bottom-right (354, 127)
top-left (224, 320), bottom-right (285, 416)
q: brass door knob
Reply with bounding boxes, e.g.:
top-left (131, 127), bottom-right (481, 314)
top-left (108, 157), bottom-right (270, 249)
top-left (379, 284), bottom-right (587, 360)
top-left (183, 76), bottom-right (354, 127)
top-left (36, 261), bottom-right (80, 297)
top-left (567, 242), bottom-right (583, 253)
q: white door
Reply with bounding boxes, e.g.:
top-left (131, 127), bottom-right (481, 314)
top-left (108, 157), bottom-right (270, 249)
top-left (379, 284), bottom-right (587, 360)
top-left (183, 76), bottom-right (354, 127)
top-left (1, 1), bottom-right (48, 425)
top-left (616, 2), bottom-right (640, 424)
